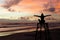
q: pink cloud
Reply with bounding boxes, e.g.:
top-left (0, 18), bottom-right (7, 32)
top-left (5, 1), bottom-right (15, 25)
top-left (2, 0), bottom-right (22, 8)
top-left (1, 0), bottom-right (60, 13)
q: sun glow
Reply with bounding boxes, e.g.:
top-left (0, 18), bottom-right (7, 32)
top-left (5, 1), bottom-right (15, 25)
top-left (0, 7), bottom-right (35, 20)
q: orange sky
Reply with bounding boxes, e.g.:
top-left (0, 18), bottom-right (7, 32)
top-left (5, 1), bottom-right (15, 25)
top-left (10, 0), bottom-right (45, 13)
top-left (0, 0), bottom-right (59, 13)
top-left (7, 0), bottom-right (60, 14)
top-left (0, 0), bottom-right (60, 19)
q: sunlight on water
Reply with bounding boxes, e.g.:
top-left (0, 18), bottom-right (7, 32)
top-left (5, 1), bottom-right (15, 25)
top-left (0, 28), bottom-right (36, 36)
top-left (0, 25), bottom-right (60, 36)
top-left (0, 32), bottom-right (14, 36)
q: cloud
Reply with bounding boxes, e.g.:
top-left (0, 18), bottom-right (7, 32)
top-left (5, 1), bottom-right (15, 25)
top-left (0, 7), bottom-right (9, 13)
top-left (2, 0), bottom-right (22, 8)
top-left (1, 0), bottom-right (60, 13)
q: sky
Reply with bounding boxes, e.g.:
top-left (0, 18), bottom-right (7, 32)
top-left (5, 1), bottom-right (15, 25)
top-left (0, 0), bottom-right (4, 4)
top-left (0, 0), bottom-right (60, 20)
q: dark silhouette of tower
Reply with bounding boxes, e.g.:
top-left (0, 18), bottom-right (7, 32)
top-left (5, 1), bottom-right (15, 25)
top-left (34, 13), bottom-right (51, 26)
top-left (34, 13), bottom-right (51, 40)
